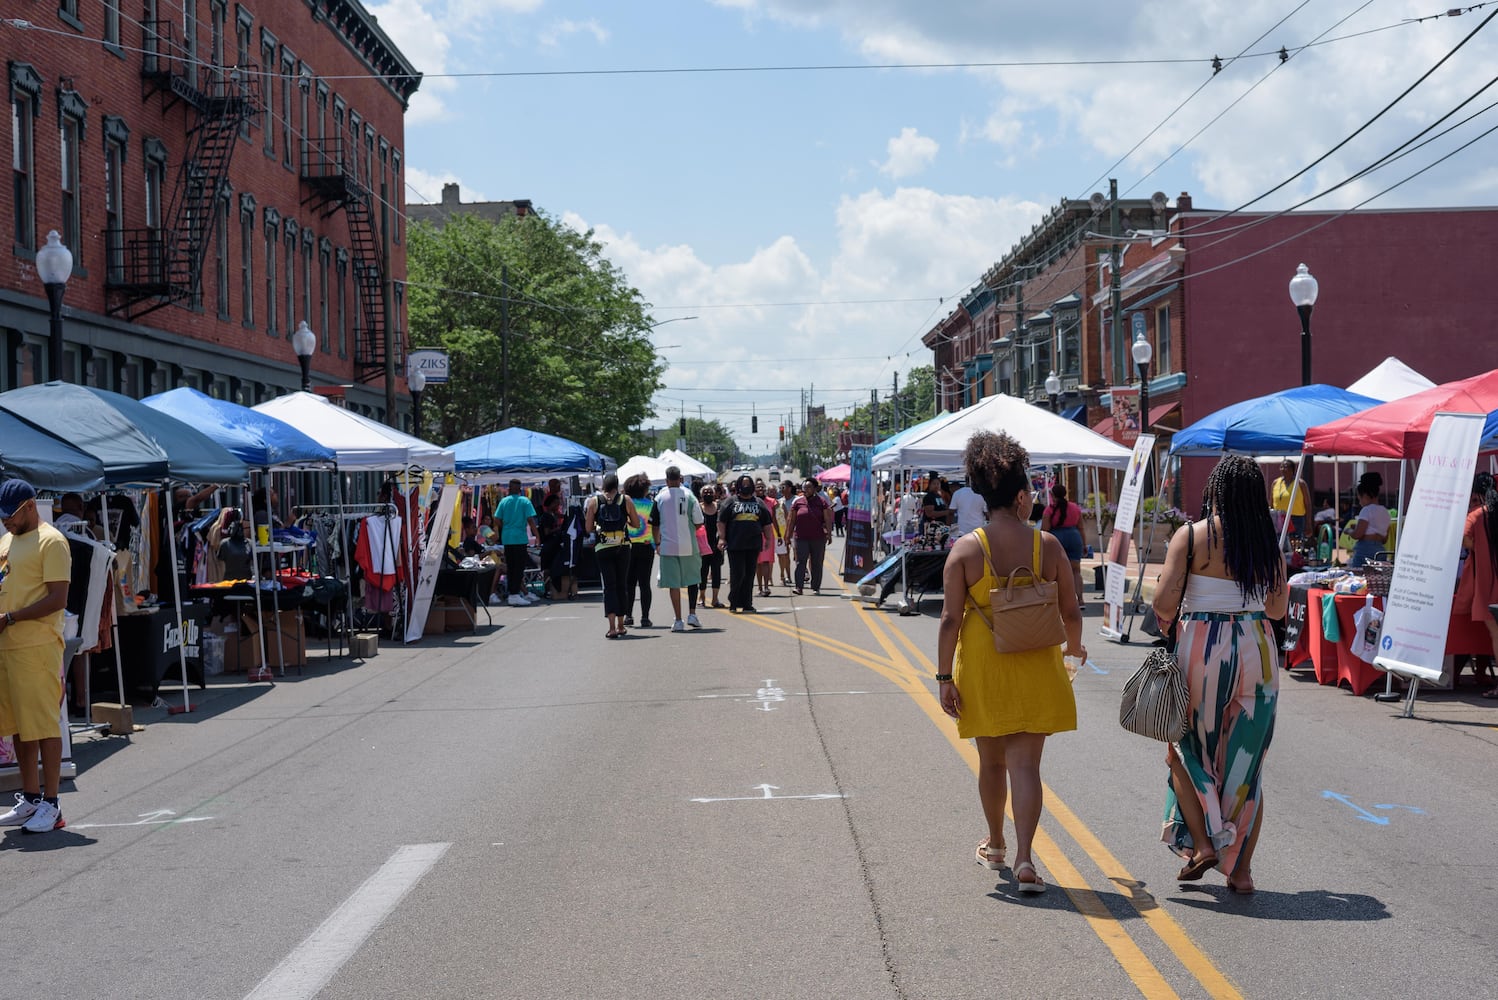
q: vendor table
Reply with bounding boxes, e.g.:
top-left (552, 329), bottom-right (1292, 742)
top-left (99, 601), bottom-right (211, 702)
top-left (435, 567), bottom-right (493, 628)
top-left (1283, 585), bottom-right (1491, 694)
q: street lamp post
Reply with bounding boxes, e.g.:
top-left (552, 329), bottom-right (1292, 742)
top-left (1131, 330), bottom-right (1153, 432)
top-left (291, 320), bottom-right (317, 392)
top-left (1288, 262), bottom-right (1320, 511)
top-left (1044, 369), bottom-right (1061, 414)
top-left (35, 230), bottom-right (73, 382)
top-left (408, 365), bottom-right (426, 439)
top-left (1288, 262), bottom-right (1318, 388)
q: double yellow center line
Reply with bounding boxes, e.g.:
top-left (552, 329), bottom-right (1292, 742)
top-left (726, 592), bottom-right (1242, 1000)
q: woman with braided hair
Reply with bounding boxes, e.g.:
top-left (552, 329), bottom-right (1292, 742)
top-left (1151, 455), bottom-right (1287, 895)
top-left (1454, 472), bottom-right (1498, 697)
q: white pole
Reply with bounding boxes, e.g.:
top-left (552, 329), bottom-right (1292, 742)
top-left (162, 486), bottom-right (192, 711)
top-left (100, 493), bottom-right (128, 709)
top-left (243, 481), bottom-right (271, 680)
top-left (1278, 454), bottom-right (1306, 552)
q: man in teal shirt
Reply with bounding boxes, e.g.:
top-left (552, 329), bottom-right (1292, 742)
top-left (497, 480), bottom-right (539, 606)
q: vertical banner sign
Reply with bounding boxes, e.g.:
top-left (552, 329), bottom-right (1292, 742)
top-left (405, 480), bottom-right (461, 644)
top-left (1373, 412), bottom-right (1484, 682)
top-left (844, 445), bottom-right (875, 581)
top-left (1101, 434), bottom-right (1155, 640)
top-left (1112, 387), bottom-right (1141, 446)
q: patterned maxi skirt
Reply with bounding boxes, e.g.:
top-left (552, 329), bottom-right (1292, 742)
top-left (1162, 611), bottom-right (1279, 877)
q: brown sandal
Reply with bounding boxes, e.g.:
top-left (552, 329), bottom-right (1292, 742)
top-left (1177, 852), bottom-right (1219, 881)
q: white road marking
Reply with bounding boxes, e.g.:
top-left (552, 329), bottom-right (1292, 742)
top-left (691, 783), bottom-right (845, 803)
top-left (754, 678), bottom-right (785, 711)
top-left (243, 842), bottom-right (450, 1000)
top-left (536, 616), bottom-right (581, 621)
top-left (69, 809), bottom-right (215, 830)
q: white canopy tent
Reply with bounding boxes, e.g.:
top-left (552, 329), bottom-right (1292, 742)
top-left (255, 391), bottom-right (455, 470)
top-left (656, 448), bottom-right (716, 481)
top-left (1346, 357), bottom-right (1435, 402)
top-left (616, 454), bottom-right (673, 485)
top-left (871, 392), bottom-right (1131, 471)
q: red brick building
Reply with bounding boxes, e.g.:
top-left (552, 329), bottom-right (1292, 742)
top-left (3, 0), bottom-right (420, 423)
top-left (924, 192), bottom-right (1498, 507)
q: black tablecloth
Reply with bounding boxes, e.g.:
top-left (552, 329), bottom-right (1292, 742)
top-left (97, 601), bottom-right (211, 702)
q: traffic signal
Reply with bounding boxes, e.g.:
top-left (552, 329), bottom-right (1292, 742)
top-left (752, 416), bottom-right (758, 434)
top-left (779, 425), bottom-right (785, 441)
top-left (843, 420), bottom-right (849, 430)
top-left (679, 417), bottom-right (687, 435)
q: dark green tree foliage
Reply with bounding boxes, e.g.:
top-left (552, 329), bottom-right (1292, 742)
top-left (406, 211), bottom-right (665, 458)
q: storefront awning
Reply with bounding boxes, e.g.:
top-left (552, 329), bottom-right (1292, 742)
top-left (1091, 402), bottom-right (1179, 441)
top-left (1060, 404), bottom-right (1086, 425)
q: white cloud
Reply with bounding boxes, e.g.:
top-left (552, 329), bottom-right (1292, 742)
top-left (539, 18), bottom-right (610, 48)
top-left (565, 184), bottom-right (1047, 433)
top-left (404, 167), bottom-right (484, 204)
top-left (366, 0), bottom-right (455, 124)
top-left (878, 127), bottom-right (939, 179)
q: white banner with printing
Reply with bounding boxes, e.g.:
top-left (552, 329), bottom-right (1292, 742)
top-left (1373, 412), bottom-right (1484, 682)
top-left (1101, 434), bottom-right (1154, 639)
top-left (405, 480), bottom-right (461, 643)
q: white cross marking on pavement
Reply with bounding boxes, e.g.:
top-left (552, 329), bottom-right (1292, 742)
top-left (690, 784), bottom-right (845, 803)
top-left (68, 809), bottom-right (216, 830)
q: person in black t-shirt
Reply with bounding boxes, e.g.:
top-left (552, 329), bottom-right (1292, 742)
top-left (718, 475), bottom-right (773, 613)
top-left (922, 473), bottom-right (953, 526)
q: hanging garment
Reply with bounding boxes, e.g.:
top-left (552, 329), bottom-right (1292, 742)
top-left (355, 513), bottom-right (405, 591)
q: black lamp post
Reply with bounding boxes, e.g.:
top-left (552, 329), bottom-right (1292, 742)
top-left (1131, 329), bottom-right (1153, 431)
top-left (292, 320), bottom-right (317, 392)
top-left (1044, 369), bottom-right (1061, 413)
top-left (35, 230), bottom-right (73, 382)
top-left (408, 365), bottom-right (426, 439)
top-left (1288, 262), bottom-right (1318, 388)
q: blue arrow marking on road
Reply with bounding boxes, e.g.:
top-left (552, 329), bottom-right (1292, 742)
top-left (1088, 660), bottom-right (1109, 675)
top-left (1373, 803), bottom-right (1427, 815)
top-left (1322, 790), bottom-right (1390, 825)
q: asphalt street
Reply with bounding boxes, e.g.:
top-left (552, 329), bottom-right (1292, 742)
top-left (5, 535), bottom-right (1496, 999)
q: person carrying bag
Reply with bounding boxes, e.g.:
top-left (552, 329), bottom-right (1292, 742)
top-left (934, 431), bottom-right (1084, 896)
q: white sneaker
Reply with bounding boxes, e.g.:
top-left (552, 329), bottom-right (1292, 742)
top-left (671, 619), bottom-right (686, 632)
top-left (524, 593), bottom-right (542, 604)
top-left (686, 614), bottom-right (702, 629)
top-left (20, 798), bottom-right (62, 833)
top-left (0, 793), bottom-right (37, 826)
top-left (507, 594), bottom-right (530, 607)
top-left (488, 593), bottom-right (503, 605)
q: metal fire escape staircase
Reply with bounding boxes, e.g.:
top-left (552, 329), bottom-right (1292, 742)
top-left (302, 135), bottom-right (394, 383)
top-left (108, 21), bottom-right (259, 320)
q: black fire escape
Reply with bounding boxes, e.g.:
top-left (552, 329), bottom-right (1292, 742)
top-left (107, 21), bottom-right (259, 321)
top-left (302, 133), bottom-right (393, 382)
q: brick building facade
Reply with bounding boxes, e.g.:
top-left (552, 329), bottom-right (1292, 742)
top-left (2, 0), bottom-right (419, 424)
top-left (924, 192), bottom-right (1497, 507)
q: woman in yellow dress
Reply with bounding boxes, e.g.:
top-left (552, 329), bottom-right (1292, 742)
top-left (1270, 458), bottom-right (1308, 538)
top-left (937, 431), bottom-right (1084, 894)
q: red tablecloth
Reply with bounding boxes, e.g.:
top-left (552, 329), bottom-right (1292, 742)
top-left (1284, 587), bottom-right (1490, 695)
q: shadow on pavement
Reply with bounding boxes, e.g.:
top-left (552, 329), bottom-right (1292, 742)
top-left (1171, 883), bottom-right (1391, 920)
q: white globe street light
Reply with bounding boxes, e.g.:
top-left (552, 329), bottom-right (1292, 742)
top-left (1288, 262), bottom-right (1318, 387)
top-left (291, 320), bottom-right (317, 391)
top-left (1044, 369), bottom-right (1061, 413)
top-left (408, 364), bottom-right (426, 438)
top-left (35, 230), bottom-right (74, 381)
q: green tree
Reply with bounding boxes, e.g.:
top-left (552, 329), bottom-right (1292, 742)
top-left (406, 211), bottom-right (665, 458)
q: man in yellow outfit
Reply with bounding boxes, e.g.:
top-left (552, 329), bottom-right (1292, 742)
top-left (0, 480), bottom-right (72, 834)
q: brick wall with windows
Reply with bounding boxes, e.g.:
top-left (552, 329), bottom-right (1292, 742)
top-left (0, 1), bottom-right (418, 414)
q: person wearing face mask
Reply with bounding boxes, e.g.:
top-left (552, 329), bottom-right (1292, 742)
top-left (719, 475), bottom-right (774, 613)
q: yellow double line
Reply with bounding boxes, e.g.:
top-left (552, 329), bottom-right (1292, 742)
top-left (727, 593), bottom-right (1242, 1000)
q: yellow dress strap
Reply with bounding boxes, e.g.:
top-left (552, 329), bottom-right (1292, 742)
top-left (1032, 527), bottom-right (1042, 576)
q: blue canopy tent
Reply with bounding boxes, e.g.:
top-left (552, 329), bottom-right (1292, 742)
top-left (450, 426), bottom-right (605, 477)
top-left (143, 387), bottom-right (336, 469)
top-left (0, 383), bottom-right (249, 712)
top-left (1169, 384), bottom-right (1383, 457)
top-left (0, 409), bottom-right (106, 492)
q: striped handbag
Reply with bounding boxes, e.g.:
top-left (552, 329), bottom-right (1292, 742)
top-left (1119, 522), bottom-right (1191, 742)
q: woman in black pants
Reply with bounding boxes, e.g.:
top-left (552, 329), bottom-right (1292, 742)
top-left (719, 474), bottom-right (773, 613)
top-left (623, 475), bottom-right (656, 627)
top-left (698, 483), bottom-right (724, 608)
top-left (586, 473), bottom-right (640, 638)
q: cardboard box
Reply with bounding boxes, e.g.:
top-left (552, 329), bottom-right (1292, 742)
top-left (90, 702), bottom-right (134, 735)
top-left (424, 599), bottom-right (474, 636)
top-left (350, 632), bottom-right (378, 658)
top-left (237, 610), bottom-right (305, 671)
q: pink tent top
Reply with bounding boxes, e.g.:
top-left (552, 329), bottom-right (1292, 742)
top-left (1302, 369), bottom-right (1498, 460)
top-left (818, 463), bottom-right (851, 483)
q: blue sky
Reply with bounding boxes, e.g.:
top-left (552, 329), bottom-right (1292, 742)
top-left (373, 0), bottom-right (1498, 450)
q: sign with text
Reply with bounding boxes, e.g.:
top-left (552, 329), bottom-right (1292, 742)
top-left (407, 348), bottom-right (450, 384)
top-left (1101, 434), bottom-right (1154, 642)
top-left (1373, 412), bottom-right (1484, 682)
top-left (405, 479), bottom-right (460, 643)
top-left (844, 445), bottom-right (874, 580)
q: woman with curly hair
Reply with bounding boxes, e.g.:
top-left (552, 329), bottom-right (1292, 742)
top-left (1454, 472), bottom-right (1498, 697)
top-left (936, 431), bottom-right (1084, 895)
top-left (1151, 455), bottom-right (1287, 895)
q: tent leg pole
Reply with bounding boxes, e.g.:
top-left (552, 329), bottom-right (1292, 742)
top-left (247, 481), bottom-right (271, 683)
top-left (164, 487), bottom-right (192, 712)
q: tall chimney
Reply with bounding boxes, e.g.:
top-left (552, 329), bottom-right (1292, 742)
top-left (441, 182), bottom-right (460, 206)
top-left (1177, 192), bottom-right (1192, 212)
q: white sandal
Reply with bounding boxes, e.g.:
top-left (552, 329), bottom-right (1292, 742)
top-left (975, 837), bottom-right (1006, 871)
top-left (1014, 860), bottom-right (1046, 894)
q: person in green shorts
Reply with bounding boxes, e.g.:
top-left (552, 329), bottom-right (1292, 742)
top-left (651, 466), bottom-right (704, 632)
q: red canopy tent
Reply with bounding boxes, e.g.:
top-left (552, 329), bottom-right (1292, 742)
top-left (818, 463), bottom-right (851, 483)
top-left (1302, 369), bottom-right (1498, 460)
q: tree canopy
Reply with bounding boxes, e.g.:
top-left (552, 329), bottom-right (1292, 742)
top-left (405, 210), bottom-right (665, 459)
